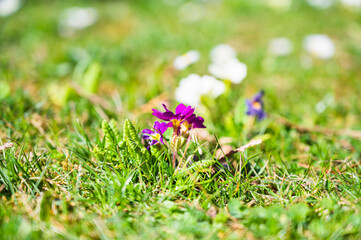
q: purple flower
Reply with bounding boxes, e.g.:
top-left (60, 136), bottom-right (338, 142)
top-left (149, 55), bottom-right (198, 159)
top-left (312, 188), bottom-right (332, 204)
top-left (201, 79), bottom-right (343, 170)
top-left (152, 103), bottom-right (206, 136)
top-left (246, 90), bottom-right (266, 121)
top-left (142, 121), bottom-right (168, 148)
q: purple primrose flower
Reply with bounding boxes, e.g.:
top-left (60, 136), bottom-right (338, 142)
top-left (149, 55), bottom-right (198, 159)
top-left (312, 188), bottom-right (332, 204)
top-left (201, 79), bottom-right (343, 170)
top-left (152, 103), bottom-right (206, 136)
top-left (142, 121), bottom-right (168, 148)
top-left (246, 90), bottom-right (266, 121)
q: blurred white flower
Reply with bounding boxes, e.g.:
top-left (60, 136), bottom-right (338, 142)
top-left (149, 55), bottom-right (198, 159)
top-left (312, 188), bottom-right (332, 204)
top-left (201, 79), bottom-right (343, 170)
top-left (173, 50), bottom-right (200, 70)
top-left (0, 0), bottom-right (21, 17)
top-left (304, 34), bottom-right (335, 59)
top-left (178, 2), bottom-right (204, 23)
top-left (340, 0), bottom-right (361, 7)
top-left (58, 7), bottom-right (98, 37)
top-left (175, 74), bottom-right (225, 106)
top-left (268, 37), bottom-right (294, 56)
top-left (209, 43), bottom-right (247, 84)
top-left (210, 44), bottom-right (237, 64)
top-left (306, 0), bottom-right (334, 9)
top-left (267, 0), bottom-right (292, 11)
top-left (208, 58), bottom-right (247, 84)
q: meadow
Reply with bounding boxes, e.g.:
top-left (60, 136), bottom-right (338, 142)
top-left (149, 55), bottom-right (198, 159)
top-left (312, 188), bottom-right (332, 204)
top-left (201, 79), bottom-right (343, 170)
top-left (1, 0), bottom-right (361, 239)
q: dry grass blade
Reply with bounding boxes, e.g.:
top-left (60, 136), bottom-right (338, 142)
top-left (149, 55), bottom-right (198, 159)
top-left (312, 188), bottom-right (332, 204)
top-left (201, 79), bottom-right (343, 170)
top-left (218, 139), bottom-right (263, 162)
top-left (0, 142), bottom-right (13, 151)
top-left (276, 116), bottom-right (361, 139)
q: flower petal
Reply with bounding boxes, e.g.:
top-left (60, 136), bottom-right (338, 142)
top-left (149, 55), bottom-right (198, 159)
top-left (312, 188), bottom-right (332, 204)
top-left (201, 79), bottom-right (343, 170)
top-left (143, 135), bottom-right (151, 140)
top-left (142, 128), bottom-right (154, 135)
top-left (152, 109), bottom-right (169, 120)
top-left (253, 90), bottom-right (264, 102)
top-left (166, 121), bottom-right (173, 129)
top-left (154, 121), bottom-right (169, 134)
top-left (185, 114), bottom-right (196, 124)
top-left (149, 139), bottom-right (158, 146)
top-left (162, 104), bottom-right (171, 112)
top-left (175, 103), bottom-right (186, 114)
top-left (257, 111), bottom-right (266, 121)
top-left (182, 106), bottom-right (195, 119)
top-left (163, 111), bottom-right (177, 120)
top-left (192, 116), bottom-right (206, 129)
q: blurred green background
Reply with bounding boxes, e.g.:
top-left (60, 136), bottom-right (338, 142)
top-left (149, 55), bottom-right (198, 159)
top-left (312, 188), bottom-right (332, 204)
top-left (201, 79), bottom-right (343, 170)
top-left (1, 0), bottom-right (360, 126)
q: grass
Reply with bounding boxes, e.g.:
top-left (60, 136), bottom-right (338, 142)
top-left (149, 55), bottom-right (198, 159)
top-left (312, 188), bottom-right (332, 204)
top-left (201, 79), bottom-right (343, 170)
top-left (1, 0), bottom-right (361, 239)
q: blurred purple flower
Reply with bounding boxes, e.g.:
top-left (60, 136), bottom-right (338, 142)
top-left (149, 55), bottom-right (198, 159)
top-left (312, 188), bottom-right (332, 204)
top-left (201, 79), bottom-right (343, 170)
top-left (246, 90), bottom-right (266, 121)
top-left (142, 121), bottom-right (168, 148)
top-left (152, 103), bottom-right (206, 136)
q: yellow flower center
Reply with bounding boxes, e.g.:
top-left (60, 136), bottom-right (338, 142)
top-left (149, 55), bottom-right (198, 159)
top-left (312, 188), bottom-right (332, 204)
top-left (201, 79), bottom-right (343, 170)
top-left (252, 101), bottom-right (262, 110)
top-left (171, 119), bottom-right (182, 133)
top-left (180, 120), bottom-right (192, 133)
top-left (151, 133), bottom-right (161, 142)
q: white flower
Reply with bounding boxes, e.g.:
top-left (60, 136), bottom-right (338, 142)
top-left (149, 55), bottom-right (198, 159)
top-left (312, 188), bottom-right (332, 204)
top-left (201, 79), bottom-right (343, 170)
top-left (58, 7), bottom-right (98, 37)
top-left (304, 34), bottom-right (335, 59)
top-left (306, 0), bottom-right (334, 9)
top-left (209, 43), bottom-right (247, 84)
top-left (0, 0), bottom-right (21, 17)
top-left (173, 50), bottom-right (200, 70)
top-left (198, 75), bottom-right (225, 98)
top-left (175, 74), bottom-right (225, 106)
top-left (210, 44), bottom-right (237, 64)
top-left (268, 37), bottom-right (293, 56)
top-left (340, 0), bottom-right (361, 7)
top-left (208, 58), bottom-right (247, 84)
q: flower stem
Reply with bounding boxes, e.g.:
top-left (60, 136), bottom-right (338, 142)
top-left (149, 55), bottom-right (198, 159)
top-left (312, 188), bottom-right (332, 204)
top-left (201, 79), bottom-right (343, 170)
top-left (177, 130), bottom-right (193, 172)
top-left (172, 153), bottom-right (177, 168)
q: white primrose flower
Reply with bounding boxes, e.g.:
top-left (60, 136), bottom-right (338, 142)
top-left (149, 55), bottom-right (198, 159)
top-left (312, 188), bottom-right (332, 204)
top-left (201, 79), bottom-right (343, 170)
top-left (0, 0), bottom-right (21, 17)
top-left (268, 37), bottom-right (294, 56)
top-left (340, 0), bottom-right (361, 8)
top-left (304, 34), bottom-right (335, 59)
top-left (173, 50), bottom-right (200, 70)
top-left (175, 74), bottom-right (225, 106)
top-left (58, 7), bottom-right (98, 37)
top-left (208, 58), bottom-right (247, 84)
top-left (210, 44), bottom-right (237, 64)
top-left (306, 0), bottom-right (334, 9)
